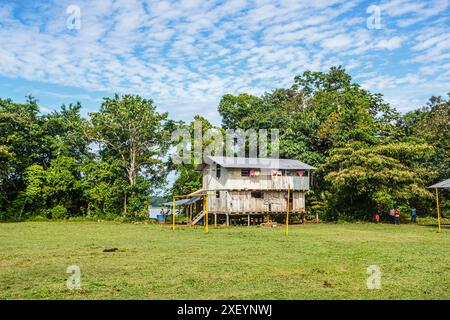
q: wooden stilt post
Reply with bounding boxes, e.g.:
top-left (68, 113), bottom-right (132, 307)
top-left (226, 213), bottom-right (229, 226)
top-left (172, 196), bottom-right (176, 231)
top-left (205, 194), bottom-right (209, 234)
top-left (436, 188), bottom-right (442, 233)
top-left (192, 201), bottom-right (196, 227)
top-left (248, 214), bottom-right (250, 226)
top-left (286, 185), bottom-right (290, 238)
top-left (187, 204), bottom-right (190, 225)
top-left (214, 213), bottom-right (217, 227)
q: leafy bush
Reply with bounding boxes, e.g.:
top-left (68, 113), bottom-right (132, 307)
top-left (50, 205), bottom-right (68, 219)
top-left (28, 215), bottom-right (49, 222)
top-left (0, 211), bottom-right (8, 221)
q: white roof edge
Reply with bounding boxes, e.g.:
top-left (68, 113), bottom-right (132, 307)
top-left (428, 178), bottom-right (450, 189)
top-left (205, 156), bottom-right (316, 170)
top-left (188, 189), bottom-right (206, 196)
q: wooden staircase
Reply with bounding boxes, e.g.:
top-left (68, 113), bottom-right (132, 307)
top-left (191, 210), bottom-right (206, 226)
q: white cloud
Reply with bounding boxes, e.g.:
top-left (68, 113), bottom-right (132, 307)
top-left (373, 36), bottom-right (404, 50)
top-left (322, 34), bottom-right (354, 50)
top-left (381, 0), bottom-right (449, 27)
top-left (0, 0), bottom-right (448, 121)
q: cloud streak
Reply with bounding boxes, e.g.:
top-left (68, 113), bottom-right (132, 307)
top-left (0, 0), bottom-right (449, 122)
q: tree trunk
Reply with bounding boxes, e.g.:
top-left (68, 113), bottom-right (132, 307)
top-left (123, 192), bottom-right (127, 216)
top-left (19, 202), bottom-right (25, 218)
top-left (129, 144), bottom-right (137, 186)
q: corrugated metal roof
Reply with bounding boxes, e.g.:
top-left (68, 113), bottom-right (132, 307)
top-left (428, 178), bottom-right (450, 189)
top-left (161, 196), bottom-right (202, 206)
top-left (202, 156), bottom-right (316, 170)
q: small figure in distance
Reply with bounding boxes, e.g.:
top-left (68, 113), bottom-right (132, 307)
top-left (411, 207), bottom-right (417, 223)
top-left (375, 208), bottom-right (380, 225)
top-left (394, 206), bottom-right (400, 225)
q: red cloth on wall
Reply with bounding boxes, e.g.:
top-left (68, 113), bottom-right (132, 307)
top-left (296, 170), bottom-right (304, 176)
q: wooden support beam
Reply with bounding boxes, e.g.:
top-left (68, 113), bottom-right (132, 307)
top-left (248, 214), bottom-right (250, 226)
top-left (188, 204), bottom-right (192, 225)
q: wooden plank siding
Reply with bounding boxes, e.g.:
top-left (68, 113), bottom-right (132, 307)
top-left (202, 165), bottom-right (310, 215)
top-left (204, 167), bottom-right (310, 191)
top-left (208, 190), bottom-right (305, 214)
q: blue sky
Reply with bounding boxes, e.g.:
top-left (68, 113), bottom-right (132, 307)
top-left (0, 0), bottom-right (449, 124)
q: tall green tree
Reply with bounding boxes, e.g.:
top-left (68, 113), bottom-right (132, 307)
top-left (218, 93), bottom-right (260, 129)
top-left (80, 159), bottom-right (128, 217)
top-left (0, 97), bottom-right (44, 218)
top-left (89, 94), bottom-right (171, 216)
top-left (322, 142), bottom-right (434, 220)
top-left (400, 94), bottom-right (450, 180)
top-left (216, 66), bottom-right (437, 220)
top-left (217, 66), bottom-right (399, 166)
top-left (170, 115), bottom-right (218, 196)
top-left (42, 103), bottom-right (91, 160)
top-left (15, 156), bottom-right (84, 218)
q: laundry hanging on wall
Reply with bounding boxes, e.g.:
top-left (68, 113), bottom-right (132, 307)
top-left (272, 170), bottom-right (282, 176)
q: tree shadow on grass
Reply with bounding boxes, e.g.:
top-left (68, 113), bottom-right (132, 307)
top-left (417, 223), bottom-right (450, 229)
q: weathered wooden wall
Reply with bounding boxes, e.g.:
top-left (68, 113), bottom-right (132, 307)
top-left (208, 190), bottom-right (305, 213)
top-left (203, 166), bottom-right (310, 191)
top-left (201, 164), bottom-right (310, 214)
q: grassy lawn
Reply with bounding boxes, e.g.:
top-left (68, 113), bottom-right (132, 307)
top-left (0, 220), bottom-right (449, 299)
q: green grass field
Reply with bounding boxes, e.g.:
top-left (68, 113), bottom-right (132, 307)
top-left (0, 220), bottom-right (449, 299)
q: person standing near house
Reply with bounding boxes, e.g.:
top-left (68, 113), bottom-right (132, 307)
top-left (394, 207), bottom-right (401, 225)
top-left (300, 210), bottom-right (307, 224)
top-left (390, 207), bottom-right (396, 224)
top-left (375, 209), bottom-right (380, 224)
top-left (411, 207), bottom-right (417, 223)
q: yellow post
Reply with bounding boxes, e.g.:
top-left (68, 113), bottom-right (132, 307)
top-left (172, 196), bottom-right (175, 231)
top-left (435, 188), bottom-right (442, 233)
top-left (205, 194), bottom-right (209, 234)
top-left (286, 185), bottom-right (290, 238)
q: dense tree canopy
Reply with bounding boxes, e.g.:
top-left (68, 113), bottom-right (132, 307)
top-left (0, 95), bottom-right (171, 221)
top-left (169, 115), bottom-right (218, 196)
top-left (322, 142), bottom-right (434, 219)
top-left (88, 95), bottom-right (172, 217)
top-left (215, 66), bottom-right (448, 220)
top-left (0, 67), bottom-right (448, 221)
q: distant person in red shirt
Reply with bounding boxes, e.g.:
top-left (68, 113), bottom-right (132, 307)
top-left (374, 208), bottom-right (381, 224)
top-left (394, 207), bottom-right (400, 225)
